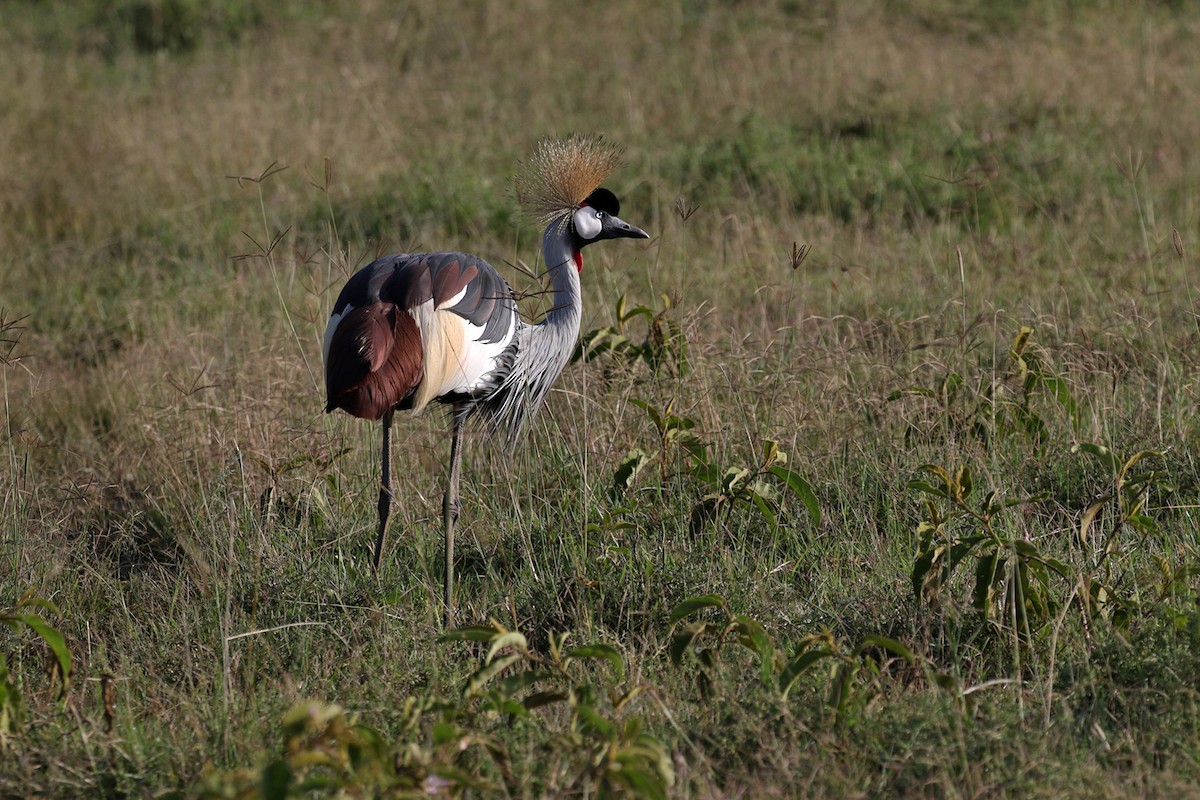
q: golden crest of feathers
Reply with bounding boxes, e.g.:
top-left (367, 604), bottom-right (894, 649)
top-left (515, 134), bottom-right (625, 223)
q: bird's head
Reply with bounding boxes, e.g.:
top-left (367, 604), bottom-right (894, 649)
top-left (571, 187), bottom-right (649, 248)
top-left (516, 135), bottom-right (651, 258)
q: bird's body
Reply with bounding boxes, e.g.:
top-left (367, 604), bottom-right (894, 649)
top-left (322, 136), bottom-right (648, 624)
top-left (323, 251), bottom-right (520, 423)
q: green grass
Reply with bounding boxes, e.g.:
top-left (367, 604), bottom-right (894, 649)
top-left (4, 0), bottom-right (1200, 796)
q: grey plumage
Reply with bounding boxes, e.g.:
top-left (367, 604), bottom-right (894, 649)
top-left (476, 213), bottom-right (581, 445)
top-left (321, 136), bottom-right (648, 625)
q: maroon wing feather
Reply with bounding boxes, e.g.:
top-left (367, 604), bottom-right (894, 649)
top-left (323, 252), bottom-right (516, 420)
top-left (324, 303), bottom-right (423, 420)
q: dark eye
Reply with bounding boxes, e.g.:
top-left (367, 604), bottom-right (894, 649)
top-left (596, 210), bottom-right (607, 219)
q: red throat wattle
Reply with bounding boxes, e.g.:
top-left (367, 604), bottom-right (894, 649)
top-left (572, 250), bottom-right (583, 272)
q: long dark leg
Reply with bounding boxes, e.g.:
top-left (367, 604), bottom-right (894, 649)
top-left (443, 408), bottom-right (466, 627)
top-left (371, 409), bottom-right (394, 574)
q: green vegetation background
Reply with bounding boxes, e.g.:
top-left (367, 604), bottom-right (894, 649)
top-left (3, 0), bottom-right (1200, 796)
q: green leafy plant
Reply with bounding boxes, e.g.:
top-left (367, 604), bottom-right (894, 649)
top-left (611, 399), bottom-right (704, 494)
top-left (1074, 444), bottom-right (1172, 632)
top-left (1, 591), bottom-right (72, 749)
top-left (687, 437), bottom-right (821, 536)
top-left (889, 325), bottom-right (1077, 446)
top-left (610, 398), bottom-right (819, 534)
top-left (190, 621), bottom-right (673, 799)
top-left (439, 622), bottom-right (673, 799)
top-left (669, 594), bottom-right (913, 719)
top-left (612, 397), bottom-right (820, 535)
top-left (576, 293), bottom-right (688, 377)
top-left (910, 463), bottom-right (1068, 640)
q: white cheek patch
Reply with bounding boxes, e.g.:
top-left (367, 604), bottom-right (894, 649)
top-left (573, 206), bottom-right (602, 240)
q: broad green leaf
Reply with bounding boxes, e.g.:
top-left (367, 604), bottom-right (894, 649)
top-left (917, 464), bottom-right (954, 494)
top-left (679, 434), bottom-right (708, 462)
top-left (630, 398), bottom-right (665, 433)
top-left (622, 716), bottom-right (644, 742)
top-left (1118, 450), bottom-right (1165, 491)
top-left (14, 597), bottom-right (61, 616)
top-left (972, 550), bottom-right (1000, 613)
top-left (465, 653), bottom-right (521, 697)
top-left (669, 623), bottom-right (708, 666)
top-left (780, 648), bottom-right (834, 699)
top-left (907, 479), bottom-right (948, 499)
top-left (956, 464), bottom-right (972, 499)
top-left (830, 660), bottom-right (856, 716)
top-left (260, 759), bottom-right (292, 800)
top-left (1038, 375), bottom-right (1078, 423)
top-left (432, 721), bottom-right (463, 745)
top-left (485, 631), bottom-right (527, 665)
top-left (1126, 513), bottom-right (1160, 536)
top-left (946, 535), bottom-right (988, 577)
top-left (1072, 442), bottom-right (1121, 475)
top-left (523, 690), bottom-right (569, 710)
top-left (663, 415), bottom-right (695, 433)
top-left (439, 623), bottom-right (504, 643)
top-left (497, 698), bottom-right (528, 718)
top-left (734, 617), bottom-right (776, 684)
top-left (575, 705), bottom-right (615, 738)
top-left (612, 449), bottom-right (653, 494)
top-left (858, 635), bottom-right (915, 663)
top-left (767, 466), bottom-right (820, 527)
top-left (750, 491), bottom-right (777, 531)
top-left (911, 546), bottom-right (940, 600)
top-left (670, 595), bottom-right (726, 624)
top-left (626, 305), bottom-right (656, 321)
top-left (981, 489), bottom-right (1001, 517)
top-left (732, 617), bottom-right (771, 657)
top-left (16, 614), bottom-right (71, 694)
top-left (566, 644), bottom-right (625, 680)
top-left (615, 764), bottom-right (669, 800)
top-left (689, 461), bottom-right (721, 485)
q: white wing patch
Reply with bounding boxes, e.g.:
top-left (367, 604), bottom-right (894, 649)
top-left (439, 312), bottom-right (515, 393)
top-left (322, 305), bottom-right (351, 367)
top-left (407, 303), bottom-right (516, 413)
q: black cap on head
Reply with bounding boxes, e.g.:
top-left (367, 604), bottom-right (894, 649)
top-left (583, 187), bottom-right (620, 216)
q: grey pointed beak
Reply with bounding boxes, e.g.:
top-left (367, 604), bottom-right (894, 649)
top-left (610, 215), bottom-right (650, 240)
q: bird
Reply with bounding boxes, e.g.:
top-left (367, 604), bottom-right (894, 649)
top-left (322, 135), bottom-right (649, 625)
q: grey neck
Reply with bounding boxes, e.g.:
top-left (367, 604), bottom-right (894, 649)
top-left (485, 211), bottom-right (582, 445)
top-left (538, 213), bottom-right (583, 335)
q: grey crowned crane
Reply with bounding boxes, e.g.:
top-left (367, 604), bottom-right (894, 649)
top-left (322, 136), bottom-right (649, 624)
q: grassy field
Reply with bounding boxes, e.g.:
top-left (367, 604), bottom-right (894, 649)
top-left (4, 0), bottom-right (1200, 796)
